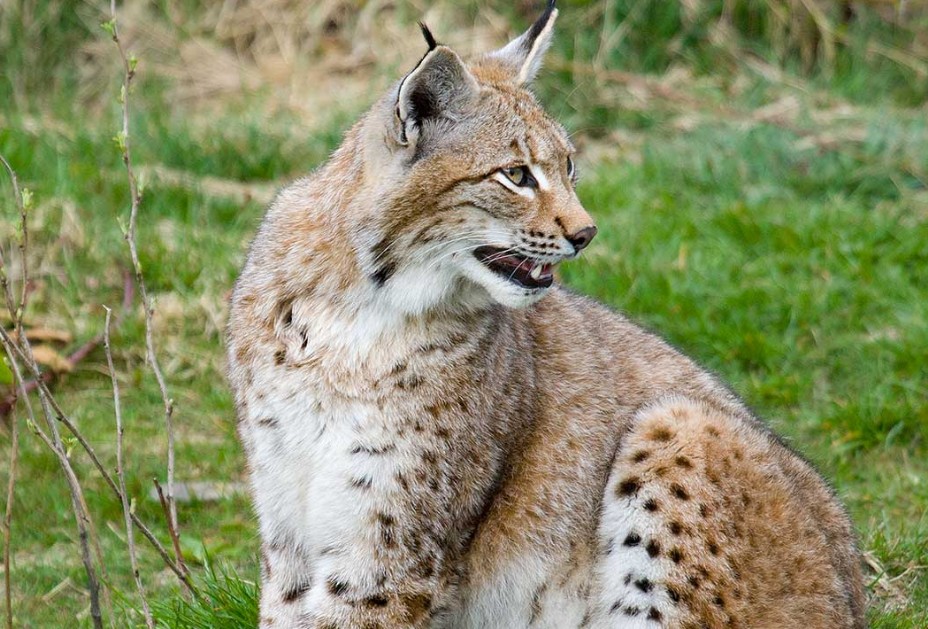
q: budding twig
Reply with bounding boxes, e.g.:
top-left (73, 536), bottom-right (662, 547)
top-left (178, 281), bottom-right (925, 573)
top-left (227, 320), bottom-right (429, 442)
top-left (0, 271), bottom-right (135, 418)
top-left (104, 307), bottom-right (154, 628)
top-left (0, 329), bottom-right (197, 595)
top-left (0, 286), bottom-right (107, 629)
top-left (0, 153), bottom-right (23, 629)
top-left (105, 0), bottom-right (182, 565)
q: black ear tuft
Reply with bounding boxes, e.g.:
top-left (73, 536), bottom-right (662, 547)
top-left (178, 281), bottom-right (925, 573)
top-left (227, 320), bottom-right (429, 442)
top-left (523, 0), bottom-right (557, 52)
top-left (419, 22), bottom-right (438, 50)
top-left (484, 0), bottom-right (559, 85)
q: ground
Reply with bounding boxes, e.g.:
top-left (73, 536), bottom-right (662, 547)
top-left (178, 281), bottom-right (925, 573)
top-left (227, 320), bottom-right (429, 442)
top-left (0, 1), bottom-right (925, 627)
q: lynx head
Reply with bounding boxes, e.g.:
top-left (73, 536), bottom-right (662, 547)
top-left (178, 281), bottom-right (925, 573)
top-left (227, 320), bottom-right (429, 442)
top-left (359, 0), bottom-right (595, 311)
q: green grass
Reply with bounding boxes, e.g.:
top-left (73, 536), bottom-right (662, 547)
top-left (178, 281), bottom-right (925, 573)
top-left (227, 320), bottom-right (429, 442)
top-left (1, 0), bottom-right (926, 626)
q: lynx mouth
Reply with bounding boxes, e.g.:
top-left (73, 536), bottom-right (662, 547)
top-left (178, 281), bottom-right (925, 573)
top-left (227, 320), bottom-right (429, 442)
top-left (473, 246), bottom-right (555, 290)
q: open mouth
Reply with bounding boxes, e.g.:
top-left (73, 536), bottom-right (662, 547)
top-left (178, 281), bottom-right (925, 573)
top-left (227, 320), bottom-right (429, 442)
top-left (473, 246), bottom-right (555, 290)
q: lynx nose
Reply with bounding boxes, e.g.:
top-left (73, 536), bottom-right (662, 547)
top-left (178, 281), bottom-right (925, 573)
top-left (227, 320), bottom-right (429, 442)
top-left (567, 226), bottom-right (597, 253)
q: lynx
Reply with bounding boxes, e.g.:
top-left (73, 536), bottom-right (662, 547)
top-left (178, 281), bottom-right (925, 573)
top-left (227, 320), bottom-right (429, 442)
top-left (226, 2), bottom-right (866, 627)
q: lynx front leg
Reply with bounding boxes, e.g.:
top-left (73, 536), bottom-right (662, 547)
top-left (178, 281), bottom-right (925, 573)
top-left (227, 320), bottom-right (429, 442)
top-left (289, 478), bottom-right (450, 628)
top-left (258, 542), bottom-right (313, 628)
top-left (256, 510), bottom-right (441, 629)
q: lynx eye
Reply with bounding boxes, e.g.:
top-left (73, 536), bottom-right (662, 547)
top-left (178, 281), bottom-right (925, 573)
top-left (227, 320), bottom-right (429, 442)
top-left (566, 155), bottom-right (576, 180)
top-left (500, 165), bottom-right (537, 189)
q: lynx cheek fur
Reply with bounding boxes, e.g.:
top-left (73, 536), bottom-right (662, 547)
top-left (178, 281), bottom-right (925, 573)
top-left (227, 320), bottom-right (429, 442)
top-left (227, 2), bottom-right (866, 627)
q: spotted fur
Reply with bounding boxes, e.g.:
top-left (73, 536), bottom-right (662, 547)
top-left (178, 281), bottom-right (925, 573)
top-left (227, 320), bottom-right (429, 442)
top-left (226, 3), bottom-right (865, 627)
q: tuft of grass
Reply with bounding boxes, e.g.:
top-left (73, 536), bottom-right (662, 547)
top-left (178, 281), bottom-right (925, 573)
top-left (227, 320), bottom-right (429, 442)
top-left (144, 561), bottom-right (258, 629)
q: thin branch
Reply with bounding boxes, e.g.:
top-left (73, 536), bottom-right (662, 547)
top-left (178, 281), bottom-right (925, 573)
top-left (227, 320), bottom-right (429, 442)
top-left (1, 395), bottom-right (16, 629)
top-left (153, 478), bottom-right (186, 579)
top-left (0, 334), bottom-right (103, 629)
top-left (0, 155), bottom-right (27, 334)
top-left (0, 271), bottom-right (134, 418)
top-left (107, 0), bottom-right (180, 552)
top-left (0, 327), bottom-right (196, 595)
top-left (1, 154), bottom-right (110, 628)
top-left (0, 154), bottom-right (23, 629)
top-left (104, 307), bottom-right (153, 628)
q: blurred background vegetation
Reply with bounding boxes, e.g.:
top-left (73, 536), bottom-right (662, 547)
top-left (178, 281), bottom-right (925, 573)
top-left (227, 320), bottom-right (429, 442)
top-left (1, 0), bottom-right (926, 626)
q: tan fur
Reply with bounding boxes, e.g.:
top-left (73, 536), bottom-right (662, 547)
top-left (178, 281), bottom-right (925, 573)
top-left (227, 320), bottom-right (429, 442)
top-left (227, 5), bottom-right (865, 628)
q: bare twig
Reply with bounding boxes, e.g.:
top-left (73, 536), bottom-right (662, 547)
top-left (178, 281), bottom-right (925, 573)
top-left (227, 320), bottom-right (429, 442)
top-left (107, 0), bottom-right (181, 555)
top-left (0, 329), bottom-right (105, 629)
top-left (0, 271), bottom-right (135, 418)
top-left (0, 330), bottom-right (196, 595)
top-left (103, 307), bottom-right (153, 628)
top-left (1, 154), bottom-right (110, 628)
top-left (0, 154), bottom-right (23, 629)
top-left (0, 155), bottom-right (28, 329)
top-left (1, 380), bottom-right (16, 629)
top-left (153, 478), bottom-right (186, 577)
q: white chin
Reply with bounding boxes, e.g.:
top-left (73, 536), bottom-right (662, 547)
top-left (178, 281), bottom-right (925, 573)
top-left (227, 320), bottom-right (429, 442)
top-left (458, 257), bottom-right (551, 309)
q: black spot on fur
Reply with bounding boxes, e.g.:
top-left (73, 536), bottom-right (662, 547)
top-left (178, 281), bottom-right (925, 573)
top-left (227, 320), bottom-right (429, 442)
top-left (714, 594), bottom-right (725, 608)
top-left (623, 574), bottom-right (632, 586)
top-left (350, 443), bottom-right (396, 456)
top-left (282, 581), bottom-right (311, 603)
top-left (623, 533), bottom-right (641, 547)
top-left (372, 262), bottom-right (396, 287)
top-left (326, 577), bottom-right (349, 597)
top-left (675, 455), bottom-right (693, 469)
top-left (646, 540), bottom-right (661, 558)
top-left (667, 586), bottom-right (681, 604)
top-left (671, 484), bottom-right (690, 501)
top-left (623, 606), bottom-right (641, 617)
top-left (365, 594), bottom-right (389, 607)
top-left (609, 601), bottom-right (623, 614)
top-left (617, 477), bottom-right (640, 497)
top-left (688, 575), bottom-right (700, 589)
top-left (274, 349), bottom-right (286, 365)
top-left (634, 578), bottom-right (653, 593)
top-left (643, 498), bottom-right (659, 512)
top-left (378, 513), bottom-right (396, 547)
top-left (647, 607), bottom-right (663, 621)
top-left (669, 521), bottom-right (684, 535)
top-left (669, 547), bottom-right (684, 563)
top-left (699, 503), bottom-right (710, 518)
top-left (350, 476), bottom-right (372, 490)
top-left (708, 542), bottom-right (720, 555)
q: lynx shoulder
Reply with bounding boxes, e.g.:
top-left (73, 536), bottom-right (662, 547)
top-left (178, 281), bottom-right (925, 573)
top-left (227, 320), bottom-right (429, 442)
top-left (226, 2), bottom-right (866, 627)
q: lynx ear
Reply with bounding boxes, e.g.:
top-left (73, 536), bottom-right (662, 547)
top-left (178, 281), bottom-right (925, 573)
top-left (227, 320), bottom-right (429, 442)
top-left (487, 0), bottom-right (558, 85)
top-left (394, 25), bottom-right (478, 146)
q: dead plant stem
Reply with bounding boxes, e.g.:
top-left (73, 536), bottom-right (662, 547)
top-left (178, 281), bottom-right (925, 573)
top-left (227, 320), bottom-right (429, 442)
top-left (107, 0), bottom-right (182, 567)
top-left (104, 307), bottom-right (154, 628)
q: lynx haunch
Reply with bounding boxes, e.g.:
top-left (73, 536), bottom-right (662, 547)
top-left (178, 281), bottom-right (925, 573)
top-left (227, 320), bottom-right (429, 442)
top-left (226, 2), bottom-right (866, 627)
